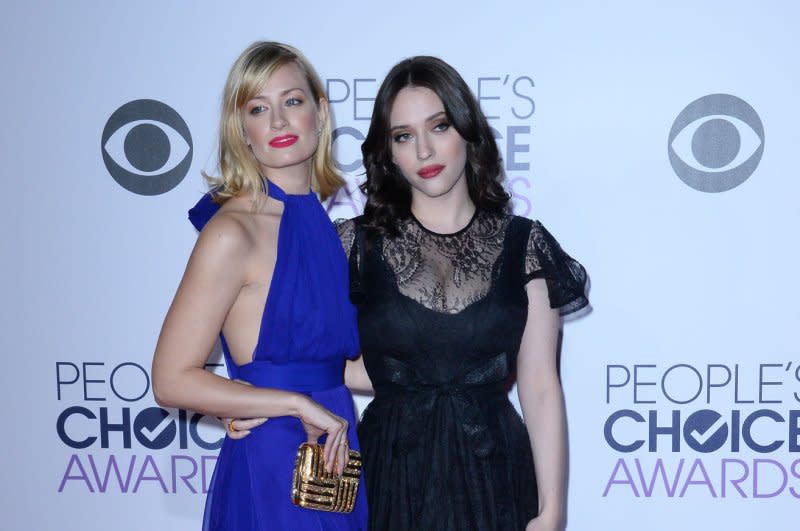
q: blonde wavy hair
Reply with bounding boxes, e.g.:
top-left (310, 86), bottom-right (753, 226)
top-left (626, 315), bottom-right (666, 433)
top-left (205, 41), bottom-right (343, 202)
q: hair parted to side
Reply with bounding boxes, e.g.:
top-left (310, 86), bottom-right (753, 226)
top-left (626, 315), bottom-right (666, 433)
top-left (205, 41), bottom-right (343, 203)
top-left (360, 55), bottom-right (509, 239)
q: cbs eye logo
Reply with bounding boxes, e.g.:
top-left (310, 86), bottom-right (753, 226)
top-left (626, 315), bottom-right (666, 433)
top-left (668, 94), bottom-right (764, 193)
top-left (101, 99), bottom-right (193, 196)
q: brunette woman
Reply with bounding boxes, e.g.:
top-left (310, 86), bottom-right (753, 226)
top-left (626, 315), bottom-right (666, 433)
top-left (337, 56), bottom-right (588, 531)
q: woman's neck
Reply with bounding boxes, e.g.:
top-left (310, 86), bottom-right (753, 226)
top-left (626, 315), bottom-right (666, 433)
top-left (262, 163), bottom-right (313, 195)
top-left (410, 192), bottom-right (476, 234)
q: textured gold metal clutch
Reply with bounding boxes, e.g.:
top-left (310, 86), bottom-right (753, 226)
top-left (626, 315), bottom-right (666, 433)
top-left (291, 442), bottom-right (362, 513)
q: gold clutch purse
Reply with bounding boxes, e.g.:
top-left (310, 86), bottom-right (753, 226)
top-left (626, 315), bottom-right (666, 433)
top-left (291, 442), bottom-right (362, 513)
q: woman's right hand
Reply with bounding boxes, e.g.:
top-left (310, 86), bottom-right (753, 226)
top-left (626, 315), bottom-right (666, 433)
top-left (296, 396), bottom-right (350, 475)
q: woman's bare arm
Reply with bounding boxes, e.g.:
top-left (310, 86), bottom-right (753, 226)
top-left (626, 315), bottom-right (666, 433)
top-left (517, 278), bottom-right (567, 531)
top-left (345, 355), bottom-right (373, 394)
top-left (152, 213), bottom-right (349, 470)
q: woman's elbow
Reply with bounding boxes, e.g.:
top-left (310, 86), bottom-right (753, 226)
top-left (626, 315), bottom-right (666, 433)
top-left (152, 381), bottom-right (172, 408)
top-left (151, 368), bottom-right (180, 408)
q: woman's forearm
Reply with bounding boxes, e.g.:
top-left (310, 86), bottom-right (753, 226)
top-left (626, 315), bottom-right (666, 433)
top-left (520, 378), bottom-right (567, 525)
top-left (153, 365), bottom-right (308, 420)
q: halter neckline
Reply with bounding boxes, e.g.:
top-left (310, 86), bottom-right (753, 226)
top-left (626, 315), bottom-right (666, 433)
top-left (265, 178), bottom-right (314, 201)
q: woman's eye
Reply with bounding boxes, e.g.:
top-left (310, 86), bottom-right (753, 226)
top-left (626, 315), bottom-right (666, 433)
top-left (433, 122), bottom-right (450, 132)
top-left (393, 132), bottom-right (411, 143)
top-left (249, 105), bottom-right (266, 115)
top-left (286, 97), bottom-right (303, 106)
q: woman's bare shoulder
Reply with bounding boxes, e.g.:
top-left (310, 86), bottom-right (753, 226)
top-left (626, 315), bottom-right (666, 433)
top-left (197, 196), bottom-right (281, 260)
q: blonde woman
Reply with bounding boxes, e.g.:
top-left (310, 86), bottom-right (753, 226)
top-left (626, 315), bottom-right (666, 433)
top-left (152, 41), bottom-right (367, 530)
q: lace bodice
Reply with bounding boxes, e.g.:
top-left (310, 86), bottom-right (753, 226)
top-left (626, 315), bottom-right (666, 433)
top-left (336, 211), bottom-right (588, 315)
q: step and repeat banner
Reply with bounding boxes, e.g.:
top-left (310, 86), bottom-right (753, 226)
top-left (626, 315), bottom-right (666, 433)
top-left (2, 1), bottom-right (797, 529)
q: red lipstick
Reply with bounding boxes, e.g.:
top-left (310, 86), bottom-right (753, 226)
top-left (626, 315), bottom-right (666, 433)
top-left (268, 134), bottom-right (299, 148)
top-left (417, 164), bottom-right (444, 179)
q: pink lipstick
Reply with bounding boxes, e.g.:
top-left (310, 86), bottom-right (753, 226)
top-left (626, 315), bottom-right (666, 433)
top-left (269, 134), bottom-right (299, 148)
top-left (417, 164), bottom-right (444, 179)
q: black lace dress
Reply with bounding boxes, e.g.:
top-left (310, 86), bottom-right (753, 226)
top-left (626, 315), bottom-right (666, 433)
top-left (337, 211), bottom-right (587, 531)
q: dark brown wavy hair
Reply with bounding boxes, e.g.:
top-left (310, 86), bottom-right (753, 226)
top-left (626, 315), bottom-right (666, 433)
top-left (360, 56), bottom-right (509, 239)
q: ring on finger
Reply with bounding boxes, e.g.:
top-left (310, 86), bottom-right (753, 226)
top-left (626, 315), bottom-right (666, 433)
top-left (228, 419), bottom-right (236, 433)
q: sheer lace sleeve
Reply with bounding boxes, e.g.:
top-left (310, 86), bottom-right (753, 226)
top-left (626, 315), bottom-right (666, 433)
top-left (334, 218), bottom-right (357, 261)
top-left (524, 220), bottom-right (589, 316)
top-left (335, 217), bottom-right (368, 304)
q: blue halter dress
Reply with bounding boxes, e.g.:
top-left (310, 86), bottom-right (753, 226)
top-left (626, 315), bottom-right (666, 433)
top-left (188, 180), bottom-right (368, 531)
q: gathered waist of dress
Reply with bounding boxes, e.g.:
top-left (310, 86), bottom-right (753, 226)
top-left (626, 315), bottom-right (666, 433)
top-left (373, 379), bottom-right (507, 401)
top-left (236, 359), bottom-right (345, 392)
top-left (370, 352), bottom-right (511, 402)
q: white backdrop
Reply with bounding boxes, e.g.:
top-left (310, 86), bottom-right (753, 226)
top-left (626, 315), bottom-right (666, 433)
top-left (2, 1), bottom-right (798, 529)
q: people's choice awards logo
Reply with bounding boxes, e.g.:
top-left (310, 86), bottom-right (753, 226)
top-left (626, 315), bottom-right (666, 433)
top-left (56, 361), bottom-right (222, 494)
top-left (603, 363), bottom-right (800, 500)
top-left (668, 94), bottom-right (764, 193)
top-left (101, 99), bottom-right (193, 195)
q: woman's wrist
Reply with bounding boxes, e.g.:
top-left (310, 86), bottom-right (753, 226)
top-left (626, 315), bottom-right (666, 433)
top-left (534, 507), bottom-right (565, 530)
top-left (286, 392), bottom-right (309, 419)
